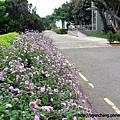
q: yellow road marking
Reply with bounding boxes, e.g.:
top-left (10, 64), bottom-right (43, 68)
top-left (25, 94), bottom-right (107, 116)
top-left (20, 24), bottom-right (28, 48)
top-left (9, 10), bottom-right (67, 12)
top-left (115, 110), bottom-right (120, 114)
top-left (65, 57), bottom-right (120, 114)
top-left (78, 72), bottom-right (88, 81)
top-left (65, 59), bottom-right (71, 66)
top-left (104, 98), bottom-right (120, 114)
top-left (104, 98), bottom-right (114, 106)
top-left (65, 58), bottom-right (95, 89)
top-left (65, 59), bottom-right (88, 82)
top-left (88, 83), bottom-right (94, 88)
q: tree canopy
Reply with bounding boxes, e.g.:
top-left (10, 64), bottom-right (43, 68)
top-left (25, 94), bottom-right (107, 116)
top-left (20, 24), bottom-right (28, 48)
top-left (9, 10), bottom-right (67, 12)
top-left (0, 0), bottom-right (44, 34)
top-left (93, 0), bottom-right (120, 32)
top-left (52, 0), bottom-right (91, 25)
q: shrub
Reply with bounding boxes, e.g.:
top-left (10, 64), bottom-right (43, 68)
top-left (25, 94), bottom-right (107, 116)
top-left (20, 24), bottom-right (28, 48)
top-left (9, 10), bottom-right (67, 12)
top-left (114, 33), bottom-right (120, 42)
top-left (107, 31), bottom-right (120, 43)
top-left (54, 28), bottom-right (68, 34)
top-left (0, 32), bottom-right (19, 47)
top-left (0, 31), bottom-right (93, 120)
top-left (107, 31), bottom-right (114, 43)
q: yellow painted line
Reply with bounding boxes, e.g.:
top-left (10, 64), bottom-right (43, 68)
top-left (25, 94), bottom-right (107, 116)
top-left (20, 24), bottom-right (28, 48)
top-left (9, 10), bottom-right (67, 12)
top-left (65, 59), bottom-right (88, 82)
top-left (115, 110), bottom-right (120, 114)
top-left (104, 98), bottom-right (114, 106)
top-left (88, 83), bottom-right (94, 88)
top-left (78, 72), bottom-right (88, 82)
top-left (104, 98), bottom-right (120, 114)
top-left (65, 59), bottom-right (71, 66)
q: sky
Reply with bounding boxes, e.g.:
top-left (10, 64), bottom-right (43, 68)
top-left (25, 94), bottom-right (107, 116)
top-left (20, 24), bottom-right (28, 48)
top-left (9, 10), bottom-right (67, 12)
top-left (28, 0), bottom-right (70, 17)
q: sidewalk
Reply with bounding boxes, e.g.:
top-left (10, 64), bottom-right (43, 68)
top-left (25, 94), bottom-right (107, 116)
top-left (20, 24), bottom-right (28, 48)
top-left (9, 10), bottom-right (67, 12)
top-left (68, 30), bottom-right (108, 43)
top-left (43, 30), bottom-right (109, 49)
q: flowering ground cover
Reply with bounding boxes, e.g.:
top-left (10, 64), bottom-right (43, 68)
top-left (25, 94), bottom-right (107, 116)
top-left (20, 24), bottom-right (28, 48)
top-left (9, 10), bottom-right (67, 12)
top-left (0, 31), bottom-right (95, 120)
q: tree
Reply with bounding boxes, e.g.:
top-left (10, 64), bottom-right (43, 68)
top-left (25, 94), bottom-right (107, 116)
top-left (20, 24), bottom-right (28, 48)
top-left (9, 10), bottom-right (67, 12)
top-left (92, 0), bottom-right (109, 33)
top-left (53, 0), bottom-right (91, 28)
top-left (71, 0), bottom-right (91, 25)
top-left (93, 0), bottom-right (120, 32)
top-left (4, 0), bottom-right (44, 33)
top-left (42, 15), bottom-right (55, 30)
top-left (0, 0), bottom-right (10, 34)
top-left (27, 13), bottom-right (44, 31)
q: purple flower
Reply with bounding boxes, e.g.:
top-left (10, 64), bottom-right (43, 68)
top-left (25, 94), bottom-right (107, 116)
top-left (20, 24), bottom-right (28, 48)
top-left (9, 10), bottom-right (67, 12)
top-left (61, 102), bottom-right (66, 107)
top-left (50, 98), bottom-right (53, 102)
top-left (29, 83), bottom-right (34, 89)
top-left (73, 117), bottom-right (77, 120)
top-left (34, 115), bottom-right (40, 120)
top-left (5, 56), bottom-right (8, 60)
top-left (54, 88), bottom-right (58, 93)
top-left (82, 100), bottom-right (86, 104)
top-left (13, 98), bottom-right (18, 102)
top-left (11, 70), bottom-right (17, 74)
top-left (29, 102), bottom-right (39, 109)
top-left (45, 73), bottom-right (50, 77)
top-left (9, 61), bottom-right (13, 65)
top-left (41, 106), bottom-right (53, 113)
top-left (41, 86), bottom-right (45, 93)
top-left (3, 67), bottom-right (8, 72)
top-left (77, 105), bottom-right (83, 109)
top-left (24, 80), bottom-right (29, 85)
top-left (32, 108), bottom-right (37, 114)
top-left (36, 99), bottom-right (41, 105)
top-left (72, 103), bottom-right (77, 107)
top-left (62, 118), bottom-right (67, 120)
top-left (6, 104), bottom-right (12, 108)
top-left (9, 86), bottom-right (14, 91)
top-left (48, 92), bottom-right (53, 95)
top-left (31, 66), bottom-right (34, 69)
top-left (0, 96), bottom-right (3, 100)
top-left (16, 75), bottom-right (19, 81)
top-left (69, 93), bottom-right (72, 97)
top-left (30, 91), bottom-right (35, 96)
top-left (41, 106), bottom-right (50, 113)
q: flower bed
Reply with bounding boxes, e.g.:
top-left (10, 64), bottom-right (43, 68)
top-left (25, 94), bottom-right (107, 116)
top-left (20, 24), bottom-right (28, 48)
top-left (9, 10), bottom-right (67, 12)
top-left (0, 31), bottom-right (94, 120)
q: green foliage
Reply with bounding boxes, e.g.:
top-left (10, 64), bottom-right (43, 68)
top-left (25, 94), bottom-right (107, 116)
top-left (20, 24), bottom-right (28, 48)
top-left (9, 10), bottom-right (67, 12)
top-left (87, 34), bottom-right (107, 39)
top-left (54, 28), bottom-right (68, 34)
top-left (0, 32), bottom-right (19, 62)
top-left (53, 0), bottom-right (91, 25)
top-left (42, 15), bottom-right (55, 30)
top-left (0, 0), bottom-right (10, 34)
top-left (113, 33), bottom-right (120, 42)
top-left (107, 31), bottom-right (114, 43)
top-left (0, 0), bottom-right (44, 34)
top-left (0, 32), bottom-right (19, 47)
top-left (107, 31), bottom-right (120, 43)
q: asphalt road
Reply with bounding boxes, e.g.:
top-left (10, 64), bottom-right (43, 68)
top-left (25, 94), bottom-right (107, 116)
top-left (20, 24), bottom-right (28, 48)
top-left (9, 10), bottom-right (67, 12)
top-left (43, 30), bottom-right (120, 120)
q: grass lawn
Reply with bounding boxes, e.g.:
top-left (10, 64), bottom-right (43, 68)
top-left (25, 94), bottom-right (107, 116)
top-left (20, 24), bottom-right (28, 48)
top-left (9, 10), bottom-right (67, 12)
top-left (0, 32), bottom-right (19, 47)
top-left (87, 34), bottom-right (107, 39)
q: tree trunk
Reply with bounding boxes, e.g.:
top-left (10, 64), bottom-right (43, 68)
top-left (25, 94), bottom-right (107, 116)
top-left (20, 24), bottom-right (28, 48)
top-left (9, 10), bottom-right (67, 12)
top-left (98, 7), bottom-right (108, 33)
top-left (97, 0), bottom-right (120, 22)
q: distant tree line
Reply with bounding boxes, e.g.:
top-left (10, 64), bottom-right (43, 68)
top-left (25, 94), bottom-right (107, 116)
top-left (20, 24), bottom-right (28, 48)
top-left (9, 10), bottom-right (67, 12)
top-left (43, 0), bottom-right (120, 33)
top-left (0, 0), bottom-right (44, 34)
top-left (42, 0), bottom-right (92, 30)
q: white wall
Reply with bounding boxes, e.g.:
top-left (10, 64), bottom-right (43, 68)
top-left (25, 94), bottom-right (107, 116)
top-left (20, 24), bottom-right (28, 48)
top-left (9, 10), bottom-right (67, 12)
top-left (56, 20), bottom-right (62, 28)
top-left (56, 20), bottom-right (67, 29)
